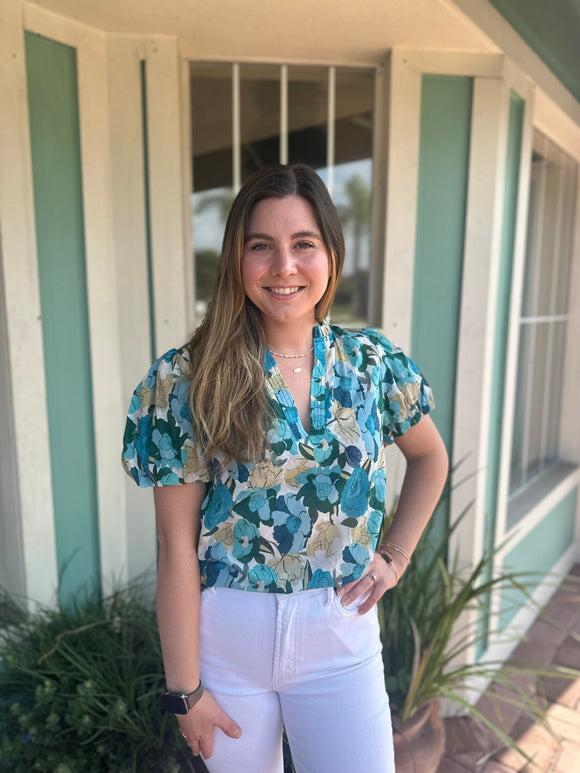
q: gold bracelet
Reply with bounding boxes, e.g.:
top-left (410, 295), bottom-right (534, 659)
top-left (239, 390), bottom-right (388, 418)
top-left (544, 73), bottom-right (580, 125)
top-left (381, 542), bottom-right (410, 564)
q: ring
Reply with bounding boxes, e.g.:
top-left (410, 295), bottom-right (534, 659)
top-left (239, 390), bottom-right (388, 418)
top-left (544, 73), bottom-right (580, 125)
top-left (180, 730), bottom-right (190, 742)
top-left (368, 572), bottom-right (377, 583)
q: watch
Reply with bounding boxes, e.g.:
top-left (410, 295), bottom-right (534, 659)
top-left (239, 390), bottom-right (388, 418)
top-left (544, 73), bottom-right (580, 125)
top-left (377, 549), bottom-right (399, 582)
top-left (161, 680), bottom-right (204, 714)
top-left (377, 549), bottom-right (393, 566)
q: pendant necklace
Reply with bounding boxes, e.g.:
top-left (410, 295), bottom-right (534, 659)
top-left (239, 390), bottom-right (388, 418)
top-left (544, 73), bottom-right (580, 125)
top-left (270, 346), bottom-right (314, 373)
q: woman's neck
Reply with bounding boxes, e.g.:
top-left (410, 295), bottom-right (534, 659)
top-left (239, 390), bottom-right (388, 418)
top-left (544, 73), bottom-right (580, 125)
top-left (263, 320), bottom-right (316, 356)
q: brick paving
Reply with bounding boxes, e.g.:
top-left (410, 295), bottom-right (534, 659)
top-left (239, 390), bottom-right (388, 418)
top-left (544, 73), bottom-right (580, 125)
top-left (437, 565), bottom-right (580, 773)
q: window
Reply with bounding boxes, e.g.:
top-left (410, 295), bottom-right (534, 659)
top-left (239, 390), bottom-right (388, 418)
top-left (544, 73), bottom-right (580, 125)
top-left (509, 130), bottom-right (578, 499)
top-left (189, 63), bottom-right (375, 327)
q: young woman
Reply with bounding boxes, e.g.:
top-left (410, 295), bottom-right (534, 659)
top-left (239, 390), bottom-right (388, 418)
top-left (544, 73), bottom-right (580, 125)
top-left (122, 164), bottom-right (448, 772)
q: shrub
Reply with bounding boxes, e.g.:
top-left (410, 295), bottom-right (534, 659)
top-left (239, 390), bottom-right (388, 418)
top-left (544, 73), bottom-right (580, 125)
top-left (0, 584), bottom-right (198, 773)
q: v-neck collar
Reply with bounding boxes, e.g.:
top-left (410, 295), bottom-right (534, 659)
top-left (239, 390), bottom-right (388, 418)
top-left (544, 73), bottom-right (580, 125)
top-left (264, 322), bottom-right (333, 441)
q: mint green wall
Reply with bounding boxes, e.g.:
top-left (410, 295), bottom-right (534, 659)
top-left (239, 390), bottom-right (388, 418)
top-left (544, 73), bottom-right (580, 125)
top-left (478, 92), bottom-right (524, 654)
top-left (499, 488), bottom-right (577, 629)
top-left (490, 0), bottom-right (580, 103)
top-left (25, 33), bottom-right (101, 605)
top-left (412, 75), bottom-right (473, 544)
top-left (140, 60), bottom-right (156, 361)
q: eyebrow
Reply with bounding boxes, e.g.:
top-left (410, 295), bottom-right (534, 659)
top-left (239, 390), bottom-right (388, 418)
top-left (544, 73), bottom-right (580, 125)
top-left (245, 230), bottom-right (322, 243)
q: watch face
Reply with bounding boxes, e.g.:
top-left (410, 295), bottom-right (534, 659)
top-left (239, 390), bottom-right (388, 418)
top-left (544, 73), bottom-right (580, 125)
top-left (161, 692), bottom-right (189, 715)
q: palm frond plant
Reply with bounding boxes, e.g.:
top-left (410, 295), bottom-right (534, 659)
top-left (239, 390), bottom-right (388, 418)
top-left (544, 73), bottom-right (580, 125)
top-left (378, 504), bottom-right (580, 766)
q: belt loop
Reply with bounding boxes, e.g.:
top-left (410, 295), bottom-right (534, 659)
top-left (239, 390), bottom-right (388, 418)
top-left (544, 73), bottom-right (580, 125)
top-left (325, 587), bottom-right (333, 607)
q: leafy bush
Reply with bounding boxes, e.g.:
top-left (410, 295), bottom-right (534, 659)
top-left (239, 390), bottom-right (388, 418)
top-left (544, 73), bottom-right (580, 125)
top-left (378, 506), bottom-right (580, 755)
top-left (0, 584), bottom-right (199, 773)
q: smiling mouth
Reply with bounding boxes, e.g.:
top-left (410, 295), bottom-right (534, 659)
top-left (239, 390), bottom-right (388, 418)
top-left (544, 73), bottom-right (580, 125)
top-left (267, 287), bottom-right (302, 296)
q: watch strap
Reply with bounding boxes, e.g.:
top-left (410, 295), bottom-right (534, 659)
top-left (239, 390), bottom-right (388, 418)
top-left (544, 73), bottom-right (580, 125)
top-left (161, 679), bottom-right (204, 714)
top-left (377, 549), bottom-right (393, 565)
top-left (377, 549), bottom-right (399, 582)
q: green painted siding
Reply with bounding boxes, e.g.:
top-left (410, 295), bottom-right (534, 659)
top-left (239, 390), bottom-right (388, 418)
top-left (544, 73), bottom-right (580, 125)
top-left (25, 33), bottom-right (101, 605)
top-left (140, 60), bottom-right (156, 361)
top-left (490, 0), bottom-right (580, 103)
top-left (478, 92), bottom-right (524, 654)
top-left (499, 487), bottom-right (577, 629)
top-left (412, 75), bottom-right (473, 544)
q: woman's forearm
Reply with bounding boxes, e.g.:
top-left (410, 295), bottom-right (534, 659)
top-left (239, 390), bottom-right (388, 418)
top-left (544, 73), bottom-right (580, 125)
top-left (156, 542), bottom-right (202, 693)
top-left (379, 417), bottom-right (449, 573)
top-left (381, 449), bottom-right (448, 555)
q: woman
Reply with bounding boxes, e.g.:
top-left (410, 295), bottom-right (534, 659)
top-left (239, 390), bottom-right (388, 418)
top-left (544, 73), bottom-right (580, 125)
top-left (122, 164), bottom-right (448, 772)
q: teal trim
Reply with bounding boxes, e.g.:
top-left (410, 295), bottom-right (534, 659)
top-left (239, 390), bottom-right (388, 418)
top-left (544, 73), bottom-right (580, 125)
top-left (25, 33), bottom-right (101, 606)
top-left (412, 75), bottom-right (473, 545)
top-left (140, 60), bottom-right (156, 361)
top-left (490, 0), bottom-right (580, 103)
top-left (478, 92), bottom-right (524, 655)
top-left (499, 487), bottom-right (577, 629)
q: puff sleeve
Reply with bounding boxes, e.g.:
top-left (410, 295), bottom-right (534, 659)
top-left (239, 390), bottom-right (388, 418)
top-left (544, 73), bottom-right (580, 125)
top-left (121, 346), bottom-right (210, 486)
top-left (365, 329), bottom-right (434, 444)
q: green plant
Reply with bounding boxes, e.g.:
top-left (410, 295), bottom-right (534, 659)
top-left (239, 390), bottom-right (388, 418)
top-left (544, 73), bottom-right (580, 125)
top-left (0, 583), bottom-right (199, 773)
top-left (378, 509), bottom-right (580, 758)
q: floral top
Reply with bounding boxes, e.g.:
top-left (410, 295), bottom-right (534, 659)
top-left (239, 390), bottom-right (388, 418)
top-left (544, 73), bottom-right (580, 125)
top-left (121, 323), bottom-right (434, 593)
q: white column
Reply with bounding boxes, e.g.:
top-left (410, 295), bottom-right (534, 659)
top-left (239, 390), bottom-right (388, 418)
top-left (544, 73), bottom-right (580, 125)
top-left (0, 0), bottom-right (58, 606)
top-left (449, 77), bottom-right (510, 567)
top-left (145, 36), bottom-right (190, 357)
top-left (77, 27), bottom-right (132, 592)
top-left (380, 50), bottom-right (422, 354)
top-left (108, 33), bottom-right (158, 582)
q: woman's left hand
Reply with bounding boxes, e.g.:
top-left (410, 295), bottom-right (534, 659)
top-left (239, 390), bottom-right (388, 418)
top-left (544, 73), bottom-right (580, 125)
top-left (335, 554), bottom-right (398, 615)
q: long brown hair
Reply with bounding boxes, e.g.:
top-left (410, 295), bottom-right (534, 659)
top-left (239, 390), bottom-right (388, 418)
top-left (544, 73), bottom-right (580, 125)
top-left (188, 164), bottom-right (345, 464)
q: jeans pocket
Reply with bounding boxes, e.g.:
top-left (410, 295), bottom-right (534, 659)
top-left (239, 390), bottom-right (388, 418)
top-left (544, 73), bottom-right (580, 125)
top-left (332, 587), bottom-right (370, 617)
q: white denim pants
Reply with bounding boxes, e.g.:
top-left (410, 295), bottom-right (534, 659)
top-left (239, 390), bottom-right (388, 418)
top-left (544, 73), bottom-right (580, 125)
top-left (198, 586), bottom-right (395, 773)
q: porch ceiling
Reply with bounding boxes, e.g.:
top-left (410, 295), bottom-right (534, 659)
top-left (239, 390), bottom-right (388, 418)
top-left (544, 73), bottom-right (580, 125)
top-left (27, 0), bottom-right (499, 62)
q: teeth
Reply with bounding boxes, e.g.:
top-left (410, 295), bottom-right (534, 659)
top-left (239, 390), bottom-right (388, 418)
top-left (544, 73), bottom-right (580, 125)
top-left (270, 287), bottom-right (300, 295)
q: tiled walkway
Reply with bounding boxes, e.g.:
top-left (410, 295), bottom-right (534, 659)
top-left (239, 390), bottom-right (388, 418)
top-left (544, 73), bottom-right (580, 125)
top-left (437, 564), bottom-right (580, 773)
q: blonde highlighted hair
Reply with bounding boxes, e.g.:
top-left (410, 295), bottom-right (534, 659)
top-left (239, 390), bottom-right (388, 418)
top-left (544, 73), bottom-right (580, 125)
top-left (188, 164), bottom-right (345, 464)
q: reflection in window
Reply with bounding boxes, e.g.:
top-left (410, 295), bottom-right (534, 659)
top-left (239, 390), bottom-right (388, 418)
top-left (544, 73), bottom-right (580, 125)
top-left (191, 63), bottom-right (234, 317)
top-left (510, 131), bottom-right (578, 495)
top-left (190, 62), bottom-right (375, 326)
top-left (288, 67), bottom-right (327, 174)
top-left (240, 65), bottom-right (280, 183)
top-left (333, 69), bottom-right (374, 328)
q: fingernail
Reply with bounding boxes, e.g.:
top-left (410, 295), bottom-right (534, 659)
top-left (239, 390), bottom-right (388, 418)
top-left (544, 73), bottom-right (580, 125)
top-left (234, 727), bottom-right (241, 738)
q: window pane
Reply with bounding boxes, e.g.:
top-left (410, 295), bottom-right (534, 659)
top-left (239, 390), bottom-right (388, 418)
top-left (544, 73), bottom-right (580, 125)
top-left (521, 134), bottom-right (578, 318)
top-left (240, 65), bottom-right (280, 182)
top-left (554, 155), bottom-right (578, 313)
top-left (510, 322), bottom-right (529, 480)
top-left (288, 66), bottom-right (327, 173)
top-left (509, 128), bottom-right (578, 500)
top-left (520, 164), bottom-right (541, 318)
top-left (545, 320), bottom-right (567, 461)
top-left (332, 68), bottom-right (374, 328)
top-left (191, 63), bottom-right (233, 317)
top-left (525, 321), bottom-right (549, 473)
top-left (189, 63), bottom-right (376, 327)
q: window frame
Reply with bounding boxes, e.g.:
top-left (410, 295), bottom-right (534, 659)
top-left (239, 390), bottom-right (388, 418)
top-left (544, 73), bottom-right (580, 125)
top-left (186, 58), bottom-right (383, 329)
top-left (500, 109), bottom-right (580, 542)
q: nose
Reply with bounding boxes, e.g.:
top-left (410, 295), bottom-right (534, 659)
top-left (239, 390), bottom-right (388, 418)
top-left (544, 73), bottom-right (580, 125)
top-left (271, 245), bottom-right (297, 277)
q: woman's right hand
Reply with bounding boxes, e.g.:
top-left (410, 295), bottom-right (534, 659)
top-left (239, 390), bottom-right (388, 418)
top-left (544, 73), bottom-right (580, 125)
top-left (177, 689), bottom-right (242, 759)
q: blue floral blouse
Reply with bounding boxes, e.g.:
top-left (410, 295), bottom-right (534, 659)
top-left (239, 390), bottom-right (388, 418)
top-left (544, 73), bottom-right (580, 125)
top-left (122, 323), bottom-right (434, 593)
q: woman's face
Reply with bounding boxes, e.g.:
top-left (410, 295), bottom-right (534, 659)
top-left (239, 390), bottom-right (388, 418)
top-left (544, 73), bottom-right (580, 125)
top-left (241, 196), bottom-right (331, 332)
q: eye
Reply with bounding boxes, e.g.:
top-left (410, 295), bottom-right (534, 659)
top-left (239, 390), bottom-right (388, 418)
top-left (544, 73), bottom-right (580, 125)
top-left (295, 241), bottom-right (315, 250)
top-left (249, 242), bottom-right (270, 251)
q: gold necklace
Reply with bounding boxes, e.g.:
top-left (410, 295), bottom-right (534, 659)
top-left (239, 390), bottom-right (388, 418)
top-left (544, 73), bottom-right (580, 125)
top-left (270, 346), bottom-right (314, 373)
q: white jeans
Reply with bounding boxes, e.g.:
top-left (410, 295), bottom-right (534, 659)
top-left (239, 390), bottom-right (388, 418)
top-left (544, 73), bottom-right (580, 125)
top-left (198, 586), bottom-right (395, 773)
